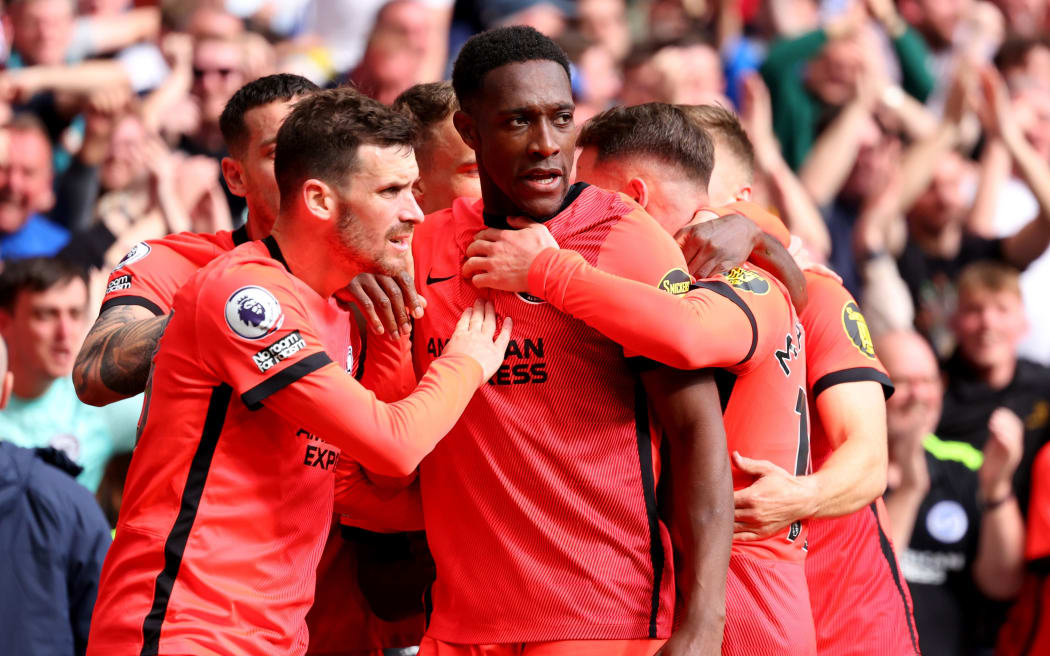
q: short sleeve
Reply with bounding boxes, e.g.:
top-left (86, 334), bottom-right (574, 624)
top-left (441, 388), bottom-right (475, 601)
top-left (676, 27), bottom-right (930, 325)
top-left (101, 241), bottom-right (198, 316)
top-left (194, 263), bottom-right (336, 409)
top-left (801, 271), bottom-right (893, 399)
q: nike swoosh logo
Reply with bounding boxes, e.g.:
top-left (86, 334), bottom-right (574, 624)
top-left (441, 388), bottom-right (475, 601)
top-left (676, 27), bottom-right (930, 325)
top-left (426, 273), bottom-right (456, 285)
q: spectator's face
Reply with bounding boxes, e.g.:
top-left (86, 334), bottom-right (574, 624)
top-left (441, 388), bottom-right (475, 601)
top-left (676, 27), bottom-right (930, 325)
top-left (880, 333), bottom-right (944, 439)
top-left (414, 116), bottom-right (480, 215)
top-left (808, 38), bottom-right (864, 106)
top-left (13, 0), bottom-right (75, 66)
top-left (0, 277), bottom-right (88, 383)
top-left (953, 286), bottom-right (1027, 371)
top-left (579, 0), bottom-right (631, 60)
top-left (374, 1), bottom-right (429, 56)
top-left (576, 146), bottom-right (706, 235)
top-left (192, 40), bottom-right (245, 125)
top-left (331, 144), bottom-right (424, 276)
top-left (458, 60), bottom-right (575, 219)
top-left (843, 117), bottom-right (900, 200)
top-left (101, 115), bottom-right (148, 191)
top-left (0, 129), bottom-right (54, 234)
top-left (909, 153), bottom-right (970, 232)
top-left (230, 99), bottom-right (298, 236)
top-left (660, 45), bottom-right (726, 105)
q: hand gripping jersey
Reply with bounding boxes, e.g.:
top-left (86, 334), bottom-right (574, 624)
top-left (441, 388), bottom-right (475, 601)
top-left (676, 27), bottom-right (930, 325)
top-left (799, 270), bottom-right (918, 656)
top-left (100, 228), bottom-right (424, 652)
top-left (412, 185), bottom-right (689, 643)
top-left (86, 238), bottom-right (483, 656)
top-left (527, 249), bottom-right (817, 654)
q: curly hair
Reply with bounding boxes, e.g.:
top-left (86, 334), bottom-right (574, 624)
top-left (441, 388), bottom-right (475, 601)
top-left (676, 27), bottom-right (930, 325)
top-left (451, 26), bottom-right (571, 110)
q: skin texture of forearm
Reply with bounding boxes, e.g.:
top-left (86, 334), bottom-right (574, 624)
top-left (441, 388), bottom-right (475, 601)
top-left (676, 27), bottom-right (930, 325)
top-left (799, 101), bottom-right (869, 206)
top-left (74, 305), bottom-right (168, 406)
top-left (644, 368), bottom-right (732, 650)
top-left (808, 381), bottom-right (888, 518)
top-left (974, 497), bottom-right (1025, 599)
top-left (1001, 132), bottom-right (1050, 268)
top-left (764, 160), bottom-right (831, 258)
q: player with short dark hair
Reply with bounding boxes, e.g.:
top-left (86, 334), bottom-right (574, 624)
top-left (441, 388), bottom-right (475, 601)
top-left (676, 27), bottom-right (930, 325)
top-left (393, 82), bottom-right (480, 214)
top-left (412, 27), bottom-right (732, 656)
top-left (84, 87), bottom-right (511, 656)
top-left (469, 102), bottom-right (817, 655)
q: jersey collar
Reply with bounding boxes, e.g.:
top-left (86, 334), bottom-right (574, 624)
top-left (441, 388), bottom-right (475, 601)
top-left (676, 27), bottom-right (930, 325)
top-left (482, 182), bottom-right (589, 229)
top-left (261, 235), bottom-right (290, 272)
top-left (231, 223), bottom-right (250, 246)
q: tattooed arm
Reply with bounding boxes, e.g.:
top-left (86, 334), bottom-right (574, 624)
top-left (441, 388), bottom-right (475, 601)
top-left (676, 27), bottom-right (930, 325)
top-left (74, 304), bottom-right (170, 406)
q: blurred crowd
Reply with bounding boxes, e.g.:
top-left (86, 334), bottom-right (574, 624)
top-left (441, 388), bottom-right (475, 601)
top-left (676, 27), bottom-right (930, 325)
top-left (0, 0), bottom-right (1049, 655)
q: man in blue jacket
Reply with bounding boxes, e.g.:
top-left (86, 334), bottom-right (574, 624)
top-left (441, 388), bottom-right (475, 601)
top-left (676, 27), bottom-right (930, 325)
top-left (0, 334), bottom-right (111, 656)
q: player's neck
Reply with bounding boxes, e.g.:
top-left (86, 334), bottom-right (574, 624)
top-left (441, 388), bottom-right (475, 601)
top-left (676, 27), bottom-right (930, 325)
top-left (267, 225), bottom-right (354, 300)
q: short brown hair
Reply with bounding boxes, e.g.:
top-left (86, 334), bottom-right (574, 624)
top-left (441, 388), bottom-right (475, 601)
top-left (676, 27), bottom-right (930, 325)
top-left (275, 87), bottom-right (418, 210)
top-left (392, 81), bottom-right (458, 131)
top-left (956, 260), bottom-right (1022, 300)
top-left (578, 102), bottom-right (714, 186)
top-left (679, 103), bottom-right (755, 183)
top-left (0, 257), bottom-right (88, 311)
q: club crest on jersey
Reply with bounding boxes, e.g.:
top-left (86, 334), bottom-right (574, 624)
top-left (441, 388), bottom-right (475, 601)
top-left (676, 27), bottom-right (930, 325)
top-left (114, 242), bottom-right (150, 270)
top-left (726, 268), bottom-right (770, 295)
top-left (225, 286), bottom-right (284, 340)
top-left (658, 268), bottom-right (690, 295)
top-left (926, 500), bottom-right (968, 544)
top-left (841, 301), bottom-right (875, 359)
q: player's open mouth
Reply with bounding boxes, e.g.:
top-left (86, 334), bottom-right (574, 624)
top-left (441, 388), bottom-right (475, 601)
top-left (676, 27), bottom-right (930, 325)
top-left (520, 169), bottom-right (563, 191)
top-left (388, 234), bottom-right (412, 251)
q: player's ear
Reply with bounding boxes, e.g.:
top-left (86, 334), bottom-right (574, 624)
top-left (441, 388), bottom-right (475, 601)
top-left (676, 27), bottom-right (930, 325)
top-left (453, 110), bottom-right (478, 151)
top-left (221, 157), bottom-right (248, 197)
top-left (302, 179), bottom-right (335, 221)
top-left (626, 177), bottom-right (649, 209)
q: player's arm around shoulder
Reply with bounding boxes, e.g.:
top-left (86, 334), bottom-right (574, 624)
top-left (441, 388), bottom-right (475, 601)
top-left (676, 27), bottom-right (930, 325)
top-left (594, 197), bottom-right (690, 286)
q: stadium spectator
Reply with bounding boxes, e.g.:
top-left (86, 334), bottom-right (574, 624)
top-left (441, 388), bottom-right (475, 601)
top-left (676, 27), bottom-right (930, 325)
top-left (0, 335), bottom-right (112, 656)
top-left (881, 328), bottom-right (1026, 656)
top-left (0, 115), bottom-right (69, 257)
top-left (577, 0), bottom-right (631, 62)
top-left (762, 0), bottom-right (934, 170)
top-left (392, 81), bottom-right (480, 215)
top-left (0, 257), bottom-right (138, 492)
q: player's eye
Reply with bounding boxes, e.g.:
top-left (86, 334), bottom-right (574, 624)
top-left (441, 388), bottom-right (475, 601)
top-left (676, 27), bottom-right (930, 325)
top-left (553, 113), bottom-right (573, 127)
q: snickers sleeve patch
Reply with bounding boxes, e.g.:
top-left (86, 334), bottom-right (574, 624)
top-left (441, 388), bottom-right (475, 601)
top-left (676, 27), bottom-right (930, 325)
top-left (196, 265), bottom-right (336, 408)
top-left (801, 272), bottom-right (892, 398)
